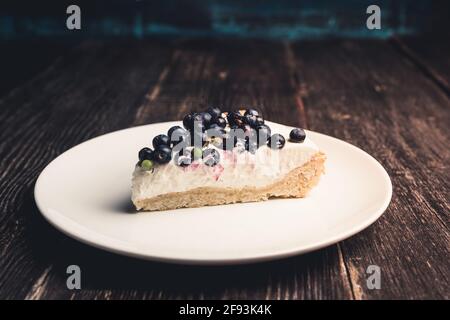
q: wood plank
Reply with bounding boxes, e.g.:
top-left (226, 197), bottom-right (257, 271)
top-left (26, 244), bottom-right (351, 300)
top-left (134, 39), bottom-right (308, 128)
top-left (392, 36), bottom-right (450, 94)
top-left (0, 41), bottom-right (75, 98)
top-left (291, 39), bottom-right (450, 299)
top-left (0, 40), bottom-right (174, 299)
top-left (22, 39), bottom-right (353, 300)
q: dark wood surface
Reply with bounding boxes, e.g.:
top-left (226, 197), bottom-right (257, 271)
top-left (0, 38), bottom-right (448, 300)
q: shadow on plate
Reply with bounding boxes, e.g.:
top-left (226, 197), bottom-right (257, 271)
top-left (108, 190), bottom-right (136, 214)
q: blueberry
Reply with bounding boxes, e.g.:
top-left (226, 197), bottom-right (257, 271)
top-left (192, 112), bottom-right (203, 121)
top-left (152, 134), bottom-right (170, 149)
top-left (289, 128), bottom-right (306, 142)
top-left (227, 111), bottom-right (244, 127)
top-left (153, 145), bottom-right (172, 164)
top-left (244, 109), bottom-right (259, 117)
top-left (200, 112), bottom-right (213, 126)
top-left (168, 126), bottom-right (187, 145)
top-left (183, 112), bottom-right (195, 130)
top-left (257, 124), bottom-right (271, 136)
top-left (138, 147), bottom-right (154, 161)
top-left (171, 136), bottom-right (190, 155)
top-left (215, 116), bottom-right (227, 128)
top-left (168, 125), bottom-right (184, 138)
top-left (202, 148), bottom-right (220, 166)
top-left (190, 113), bottom-right (207, 132)
top-left (268, 133), bottom-right (285, 149)
top-left (173, 149), bottom-right (192, 167)
top-left (183, 113), bottom-right (205, 132)
top-left (244, 114), bottom-right (258, 127)
top-left (207, 107), bottom-right (221, 120)
top-left (255, 116), bottom-right (264, 126)
top-left (193, 123), bottom-right (207, 134)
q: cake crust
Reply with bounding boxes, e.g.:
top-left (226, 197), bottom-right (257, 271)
top-left (133, 152), bottom-right (325, 211)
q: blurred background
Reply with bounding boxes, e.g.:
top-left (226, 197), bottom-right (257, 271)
top-left (0, 0), bottom-right (449, 96)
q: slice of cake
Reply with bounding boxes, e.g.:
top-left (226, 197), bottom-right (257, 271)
top-left (132, 108), bottom-right (325, 211)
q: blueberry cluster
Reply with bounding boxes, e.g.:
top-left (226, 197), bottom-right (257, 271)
top-left (138, 107), bottom-right (307, 170)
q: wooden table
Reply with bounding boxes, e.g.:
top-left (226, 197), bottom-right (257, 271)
top-left (0, 38), bottom-right (448, 300)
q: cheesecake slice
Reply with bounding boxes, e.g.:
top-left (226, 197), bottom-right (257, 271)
top-left (132, 116), bottom-right (325, 211)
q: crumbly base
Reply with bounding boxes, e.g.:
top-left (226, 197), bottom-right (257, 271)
top-left (133, 152), bottom-right (326, 211)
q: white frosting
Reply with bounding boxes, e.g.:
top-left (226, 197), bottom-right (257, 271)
top-left (132, 122), bottom-right (319, 201)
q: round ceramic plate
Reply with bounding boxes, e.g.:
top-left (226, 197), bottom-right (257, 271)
top-left (35, 121), bottom-right (392, 265)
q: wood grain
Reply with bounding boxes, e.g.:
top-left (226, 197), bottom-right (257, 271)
top-left (0, 38), bottom-right (448, 300)
top-left (392, 37), bottom-right (450, 95)
top-left (291, 39), bottom-right (450, 299)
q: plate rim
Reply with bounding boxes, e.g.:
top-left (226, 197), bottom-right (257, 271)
top-left (34, 122), bottom-right (392, 265)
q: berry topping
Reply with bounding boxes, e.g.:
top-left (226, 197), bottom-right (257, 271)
top-left (289, 128), bottom-right (306, 142)
top-left (244, 114), bottom-right (258, 127)
top-left (190, 113), bottom-right (207, 132)
top-left (227, 111), bottom-right (244, 127)
top-left (207, 107), bottom-right (222, 120)
top-left (140, 159), bottom-right (154, 171)
top-left (201, 112), bottom-right (213, 125)
top-left (182, 112), bottom-right (195, 130)
top-left (168, 125), bottom-right (184, 138)
top-left (138, 106), bottom-right (292, 168)
top-left (152, 134), bottom-right (170, 148)
top-left (215, 116), bottom-right (227, 128)
top-left (138, 147), bottom-right (154, 161)
top-left (168, 126), bottom-right (188, 146)
top-left (244, 108), bottom-right (259, 117)
top-left (255, 116), bottom-right (264, 126)
top-left (202, 148), bottom-right (220, 166)
top-left (268, 133), bottom-right (286, 149)
top-left (153, 145), bottom-right (172, 164)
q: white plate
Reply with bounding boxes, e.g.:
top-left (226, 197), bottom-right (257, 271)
top-left (35, 121), bottom-right (392, 265)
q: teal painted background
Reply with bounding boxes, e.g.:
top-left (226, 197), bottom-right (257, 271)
top-left (0, 0), bottom-right (445, 40)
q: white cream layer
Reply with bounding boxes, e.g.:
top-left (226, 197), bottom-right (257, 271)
top-left (132, 122), bottom-right (319, 201)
